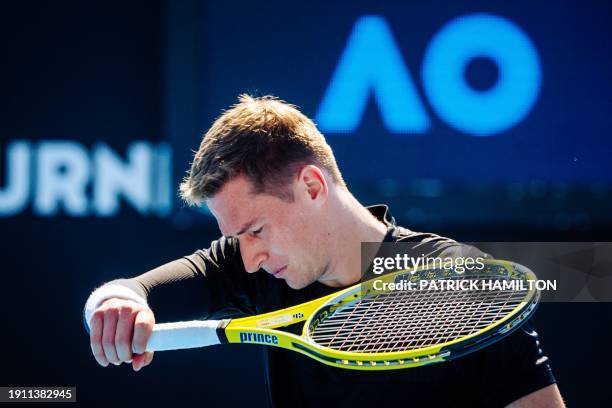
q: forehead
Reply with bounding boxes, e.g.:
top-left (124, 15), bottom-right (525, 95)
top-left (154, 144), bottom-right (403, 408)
top-left (207, 175), bottom-right (264, 236)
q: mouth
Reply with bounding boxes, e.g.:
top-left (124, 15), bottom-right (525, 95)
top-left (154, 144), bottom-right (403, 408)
top-left (271, 265), bottom-right (287, 278)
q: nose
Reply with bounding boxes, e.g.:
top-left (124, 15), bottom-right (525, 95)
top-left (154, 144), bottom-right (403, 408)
top-left (239, 238), bottom-right (268, 273)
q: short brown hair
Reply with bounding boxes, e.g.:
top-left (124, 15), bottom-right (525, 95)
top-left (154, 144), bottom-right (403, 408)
top-left (179, 94), bottom-right (346, 205)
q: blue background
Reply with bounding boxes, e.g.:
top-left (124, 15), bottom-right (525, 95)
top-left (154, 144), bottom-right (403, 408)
top-left (1, 0), bottom-right (611, 406)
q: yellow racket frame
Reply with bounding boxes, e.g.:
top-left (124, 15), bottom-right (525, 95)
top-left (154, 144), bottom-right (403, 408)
top-left (222, 259), bottom-right (538, 370)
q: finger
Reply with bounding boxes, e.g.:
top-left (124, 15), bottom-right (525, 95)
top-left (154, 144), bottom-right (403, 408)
top-left (143, 351), bottom-right (154, 367)
top-left (132, 351), bottom-right (154, 372)
top-left (102, 309), bottom-right (120, 364)
top-left (115, 307), bottom-right (136, 362)
top-left (132, 309), bottom-right (154, 355)
top-left (132, 353), bottom-right (145, 371)
top-left (89, 311), bottom-right (109, 367)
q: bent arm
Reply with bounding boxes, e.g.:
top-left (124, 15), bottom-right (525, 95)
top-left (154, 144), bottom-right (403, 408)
top-left (84, 236), bottom-right (252, 330)
top-left (83, 236), bottom-right (254, 370)
top-left (84, 256), bottom-right (211, 330)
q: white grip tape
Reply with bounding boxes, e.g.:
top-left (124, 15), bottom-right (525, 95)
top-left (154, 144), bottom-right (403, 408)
top-left (146, 320), bottom-right (222, 352)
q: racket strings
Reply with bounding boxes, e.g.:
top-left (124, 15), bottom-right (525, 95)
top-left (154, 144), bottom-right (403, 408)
top-left (313, 292), bottom-right (517, 339)
top-left (314, 294), bottom-right (521, 352)
top-left (338, 286), bottom-right (405, 352)
top-left (310, 279), bottom-right (528, 353)
top-left (320, 293), bottom-right (522, 352)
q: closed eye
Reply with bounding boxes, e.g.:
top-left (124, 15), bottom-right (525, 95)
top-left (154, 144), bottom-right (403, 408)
top-left (250, 226), bottom-right (263, 237)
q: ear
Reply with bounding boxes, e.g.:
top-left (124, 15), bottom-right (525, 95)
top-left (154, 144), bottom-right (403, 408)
top-left (296, 165), bottom-right (328, 202)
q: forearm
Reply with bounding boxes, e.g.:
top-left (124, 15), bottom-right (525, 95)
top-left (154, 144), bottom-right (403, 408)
top-left (85, 255), bottom-right (212, 328)
top-left (84, 237), bottom-right (246, 371)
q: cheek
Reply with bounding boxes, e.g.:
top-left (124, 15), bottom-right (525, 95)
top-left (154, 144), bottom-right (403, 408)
top-left (273, 206), bottom-right (323, 261)
top-left (267, 229), bottom-right (291, 258)
top-left (301, 225), bottom-right (325, 255)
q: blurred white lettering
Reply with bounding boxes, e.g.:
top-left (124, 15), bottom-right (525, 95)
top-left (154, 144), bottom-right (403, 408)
top-left (35, 141), bottom-right (90, 216)
top-left (0, 141), bottom-right (31, 216)
top-left (0, 140), bottom-right (173, 217)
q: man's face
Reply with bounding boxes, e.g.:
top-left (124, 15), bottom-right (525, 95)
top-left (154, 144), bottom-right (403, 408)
top-left (207, 174), bottom-right (329, 289)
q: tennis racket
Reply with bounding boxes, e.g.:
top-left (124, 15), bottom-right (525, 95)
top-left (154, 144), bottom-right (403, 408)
top-left (146, 259), bottom-right (539, 371)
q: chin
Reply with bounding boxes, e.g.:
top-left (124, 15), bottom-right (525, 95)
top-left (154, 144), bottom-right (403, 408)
top-left (285, 278), bottom-right (309, 290)
top-left (284, 280), bottom-right (301, 290)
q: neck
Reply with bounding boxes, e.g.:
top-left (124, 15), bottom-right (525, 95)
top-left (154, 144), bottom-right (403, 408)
top-left (317, 188), bottom-right (388, 287)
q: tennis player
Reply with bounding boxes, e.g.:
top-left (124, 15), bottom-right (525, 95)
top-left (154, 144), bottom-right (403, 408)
top-left (84, 95), bottom-right (564, 407)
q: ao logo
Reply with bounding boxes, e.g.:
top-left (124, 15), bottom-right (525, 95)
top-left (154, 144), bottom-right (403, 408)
top-left (316, 13), bottom-right (542, 136)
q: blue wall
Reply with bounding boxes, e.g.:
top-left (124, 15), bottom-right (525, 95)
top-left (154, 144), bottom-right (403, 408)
top-left (1, 0), bottom-right (611, 406)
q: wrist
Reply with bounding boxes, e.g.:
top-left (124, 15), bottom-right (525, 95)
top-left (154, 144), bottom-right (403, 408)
top-left (84, 284), bottom-right (148, 329)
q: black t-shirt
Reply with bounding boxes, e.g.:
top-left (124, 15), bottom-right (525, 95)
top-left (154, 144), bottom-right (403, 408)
top-left (107, 205), bottom-right (555, 407)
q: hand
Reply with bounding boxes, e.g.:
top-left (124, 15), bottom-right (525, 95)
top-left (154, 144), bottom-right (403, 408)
top-left (89, 298), bottom-right (155, 371)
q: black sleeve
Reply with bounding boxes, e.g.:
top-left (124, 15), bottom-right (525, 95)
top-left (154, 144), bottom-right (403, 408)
top-left (433, 240), bottom-right (556, 406)
top-left (479, 319), bottom-right (556, 406)
top-left (393, 226), bottom-right (492, 260)
top-left (102, 236), bottom-right (259, 322)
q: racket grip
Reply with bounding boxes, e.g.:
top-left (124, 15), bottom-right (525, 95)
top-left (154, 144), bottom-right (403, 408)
top-left (146, 320), bottom-right (222, 352)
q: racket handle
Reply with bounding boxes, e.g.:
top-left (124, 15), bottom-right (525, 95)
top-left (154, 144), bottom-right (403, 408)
top-left (146, 320), bottom-right (222, 352)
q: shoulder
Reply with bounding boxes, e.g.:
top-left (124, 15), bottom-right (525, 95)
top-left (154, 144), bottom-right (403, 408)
top-left (391, 225), bottom-right (491, 259)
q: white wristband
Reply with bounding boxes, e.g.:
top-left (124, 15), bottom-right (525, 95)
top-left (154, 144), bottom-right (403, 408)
top-left (84, 284), bottom-right (148, 329)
